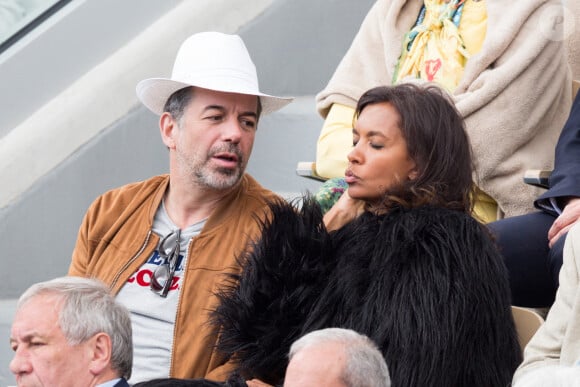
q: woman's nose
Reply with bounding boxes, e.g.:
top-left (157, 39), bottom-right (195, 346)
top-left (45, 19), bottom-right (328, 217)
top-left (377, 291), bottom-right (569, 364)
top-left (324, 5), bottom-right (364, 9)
top-left (347, 145), bottom-right (361, 164)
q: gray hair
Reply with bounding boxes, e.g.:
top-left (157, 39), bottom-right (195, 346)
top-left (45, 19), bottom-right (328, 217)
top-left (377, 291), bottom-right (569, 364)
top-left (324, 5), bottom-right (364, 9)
top-left (163, 86), bottom-right (195, 125)
top-left (163, 86), bottom-right (263, 125)
top-left (514, 366), bottom-right (580, 387)
top-left (18, 276), bottom-right (133, 379)
top-left (289, 328), bottom-right (391, 387)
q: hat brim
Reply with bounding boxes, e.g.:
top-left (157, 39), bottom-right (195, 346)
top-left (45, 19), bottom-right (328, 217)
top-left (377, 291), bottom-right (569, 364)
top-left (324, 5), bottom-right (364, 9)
top-left (136, 78), bottom-right (292, 116)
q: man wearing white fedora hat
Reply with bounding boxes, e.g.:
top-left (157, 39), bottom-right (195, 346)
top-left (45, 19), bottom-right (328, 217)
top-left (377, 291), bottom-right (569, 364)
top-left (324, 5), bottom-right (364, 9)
top-left (68, 31), bottom-right (292, 384)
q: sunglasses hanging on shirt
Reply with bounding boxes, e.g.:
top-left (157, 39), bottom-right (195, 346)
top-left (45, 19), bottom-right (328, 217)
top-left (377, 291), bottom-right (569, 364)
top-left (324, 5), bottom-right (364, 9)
top-left (151, 229), bottom-right (181, 297)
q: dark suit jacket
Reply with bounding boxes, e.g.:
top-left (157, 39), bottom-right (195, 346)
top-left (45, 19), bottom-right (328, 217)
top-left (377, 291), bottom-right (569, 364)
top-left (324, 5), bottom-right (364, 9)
top-left (535, 92), bottom-right (580, 214)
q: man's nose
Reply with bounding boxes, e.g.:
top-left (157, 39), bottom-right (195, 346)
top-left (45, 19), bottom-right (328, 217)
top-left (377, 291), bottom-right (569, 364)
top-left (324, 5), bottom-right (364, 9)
top-left (9, 349), bottom-right (32, 376)
top-left (221, 118), bottom-right (243, 143)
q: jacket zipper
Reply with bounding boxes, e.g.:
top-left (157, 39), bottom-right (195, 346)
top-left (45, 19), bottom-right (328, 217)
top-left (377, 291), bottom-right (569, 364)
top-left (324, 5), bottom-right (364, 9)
top-left (169, 235), bottom-right (195, 376)
top-left (110, 230), bottom-right (152, 293)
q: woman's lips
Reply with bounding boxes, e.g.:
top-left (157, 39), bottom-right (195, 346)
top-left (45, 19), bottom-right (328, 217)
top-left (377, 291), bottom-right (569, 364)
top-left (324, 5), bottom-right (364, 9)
top-left (345, 169), bottom-right (358, 184)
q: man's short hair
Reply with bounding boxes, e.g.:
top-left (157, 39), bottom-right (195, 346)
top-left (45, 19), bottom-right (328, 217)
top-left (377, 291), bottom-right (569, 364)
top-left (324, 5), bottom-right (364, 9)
top-left (163, 86), bottom-right (263, 125)
top-left (289, 328), bottom-right (390, 387)
top-left (18, 276), bottom-right (133, 379)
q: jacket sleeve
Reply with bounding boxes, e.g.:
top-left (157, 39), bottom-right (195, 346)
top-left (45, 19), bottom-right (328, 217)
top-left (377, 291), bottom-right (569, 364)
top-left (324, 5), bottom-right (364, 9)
top-left (315, 103), bottom-right (356, 179)
top-left (535, 92), bottom-right (580, 214)
top-left (513, 224), bottom-right (580, 381)
top-left (69, 212), bottom-right (90, 276)
top-left (68, 196), bottom-right (101, 276)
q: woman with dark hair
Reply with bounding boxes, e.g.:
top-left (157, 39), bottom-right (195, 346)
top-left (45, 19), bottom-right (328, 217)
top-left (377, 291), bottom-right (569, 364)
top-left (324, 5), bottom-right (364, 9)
top-left (209, 83), bottom-right (521, 387)
top-left (323, 83), bottom-right (474, 226)
top-left (316, 83), bottom-right (474, 222)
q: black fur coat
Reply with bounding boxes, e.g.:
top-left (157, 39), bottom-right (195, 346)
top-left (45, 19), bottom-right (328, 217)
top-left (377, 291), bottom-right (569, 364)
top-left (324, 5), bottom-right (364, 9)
top-left (212, 198), bottom-right (522, 387)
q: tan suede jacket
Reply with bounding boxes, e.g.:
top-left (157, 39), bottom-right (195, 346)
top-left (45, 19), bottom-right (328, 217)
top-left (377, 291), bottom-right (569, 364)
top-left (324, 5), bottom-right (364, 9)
top-left (69, 174), bottom-right (278, 380)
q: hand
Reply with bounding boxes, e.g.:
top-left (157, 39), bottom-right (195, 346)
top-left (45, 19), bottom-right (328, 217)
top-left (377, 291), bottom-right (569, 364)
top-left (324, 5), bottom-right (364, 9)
top-left (323, 189), bottom-right (366, 231)
top-left (548, 197), bottom-right (580, 247)
top-left (246, 379), bottom-right (273, 387)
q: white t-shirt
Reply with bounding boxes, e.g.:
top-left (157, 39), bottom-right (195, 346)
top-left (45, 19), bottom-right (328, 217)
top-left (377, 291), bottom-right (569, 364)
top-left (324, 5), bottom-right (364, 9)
top-left (116, 202), bottom-right (205, 384)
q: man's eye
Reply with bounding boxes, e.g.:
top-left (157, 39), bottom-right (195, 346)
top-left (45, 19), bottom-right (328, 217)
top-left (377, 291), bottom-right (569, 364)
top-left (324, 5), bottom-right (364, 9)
top-left (241, 119), bottom-right (256, 129)
top-left (206, 115), bottom-right (223, 121)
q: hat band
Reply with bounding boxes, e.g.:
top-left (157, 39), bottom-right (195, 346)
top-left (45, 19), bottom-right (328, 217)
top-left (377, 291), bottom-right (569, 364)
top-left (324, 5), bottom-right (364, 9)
top-left (172, 67), bottom-right (259, 90)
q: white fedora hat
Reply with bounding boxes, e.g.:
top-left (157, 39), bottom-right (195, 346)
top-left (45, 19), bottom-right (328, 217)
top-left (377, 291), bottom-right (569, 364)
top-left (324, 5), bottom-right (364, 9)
top-left (136, 31), bottom-right (292, 116)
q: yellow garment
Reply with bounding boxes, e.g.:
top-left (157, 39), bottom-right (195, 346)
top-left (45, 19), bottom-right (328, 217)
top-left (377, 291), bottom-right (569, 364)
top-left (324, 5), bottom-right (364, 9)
top-left (316, 103), bottom-right (356, 178)
top-left (472, 187), bottom-right (498, 223)
top-left (393, 0), bottom-right (486, 91)
top-left (460, 0), bottom-right (486, 56)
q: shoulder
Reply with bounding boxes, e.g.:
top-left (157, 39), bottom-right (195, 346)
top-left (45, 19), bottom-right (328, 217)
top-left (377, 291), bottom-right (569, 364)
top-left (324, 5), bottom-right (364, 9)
top-left (344, 205), bottom-right (479, 235)
top-left (238, 174), bottom-right (280, 207)
top-left (391, 206), bottom-right (495, 253)
top-left (96, 175), bottom-right (166, 201)
top-left (207, 175), bottom-right (281, 229)
top-left (83, 175), bottom-right (167, 227)
top-left (336, 206), bottom-right (498, 270)
top-left (89, 175), bottom-right (167, 209)
top-left (393, 206), bottom-right (486, 238)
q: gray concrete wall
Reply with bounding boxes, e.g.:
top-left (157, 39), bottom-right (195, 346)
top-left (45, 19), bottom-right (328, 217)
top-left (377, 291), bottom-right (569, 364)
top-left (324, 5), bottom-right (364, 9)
top-left (0, 0), bottom-right (183, 139)
top-left (241, 0), bottom-right (373, 95)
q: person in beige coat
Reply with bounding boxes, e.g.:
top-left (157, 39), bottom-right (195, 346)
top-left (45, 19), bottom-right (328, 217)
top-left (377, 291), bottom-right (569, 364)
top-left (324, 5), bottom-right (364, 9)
top-left (514, 222), bottom-right (580, 383)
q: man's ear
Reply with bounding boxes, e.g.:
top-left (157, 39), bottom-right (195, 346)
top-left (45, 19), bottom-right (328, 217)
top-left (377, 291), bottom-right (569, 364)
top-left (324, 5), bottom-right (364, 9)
top-left (88, 332), bottom-right (113, 376)
top-left (160, 112), bottom-right (177, 149)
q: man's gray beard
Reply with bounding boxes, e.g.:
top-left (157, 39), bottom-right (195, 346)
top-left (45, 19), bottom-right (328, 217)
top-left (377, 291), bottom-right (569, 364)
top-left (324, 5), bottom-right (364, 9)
top-left (195, 165), bottom-right (244, 190)
top-left (175, 142), bottom-right (246, 190)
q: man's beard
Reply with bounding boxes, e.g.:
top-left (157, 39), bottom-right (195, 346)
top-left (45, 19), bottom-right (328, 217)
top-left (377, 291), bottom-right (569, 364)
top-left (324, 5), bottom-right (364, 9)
top-left (176, 143), bottom-right (245, 190)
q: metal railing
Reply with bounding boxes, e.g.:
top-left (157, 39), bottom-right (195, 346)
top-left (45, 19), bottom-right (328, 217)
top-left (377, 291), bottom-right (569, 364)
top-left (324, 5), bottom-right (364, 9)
top-left (0, 0), bottom-right (73, 54)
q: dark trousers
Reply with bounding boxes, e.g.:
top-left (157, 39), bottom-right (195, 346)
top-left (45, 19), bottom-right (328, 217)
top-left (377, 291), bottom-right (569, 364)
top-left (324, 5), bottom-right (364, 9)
top-left (488, 211), bottom-right (566, 308)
